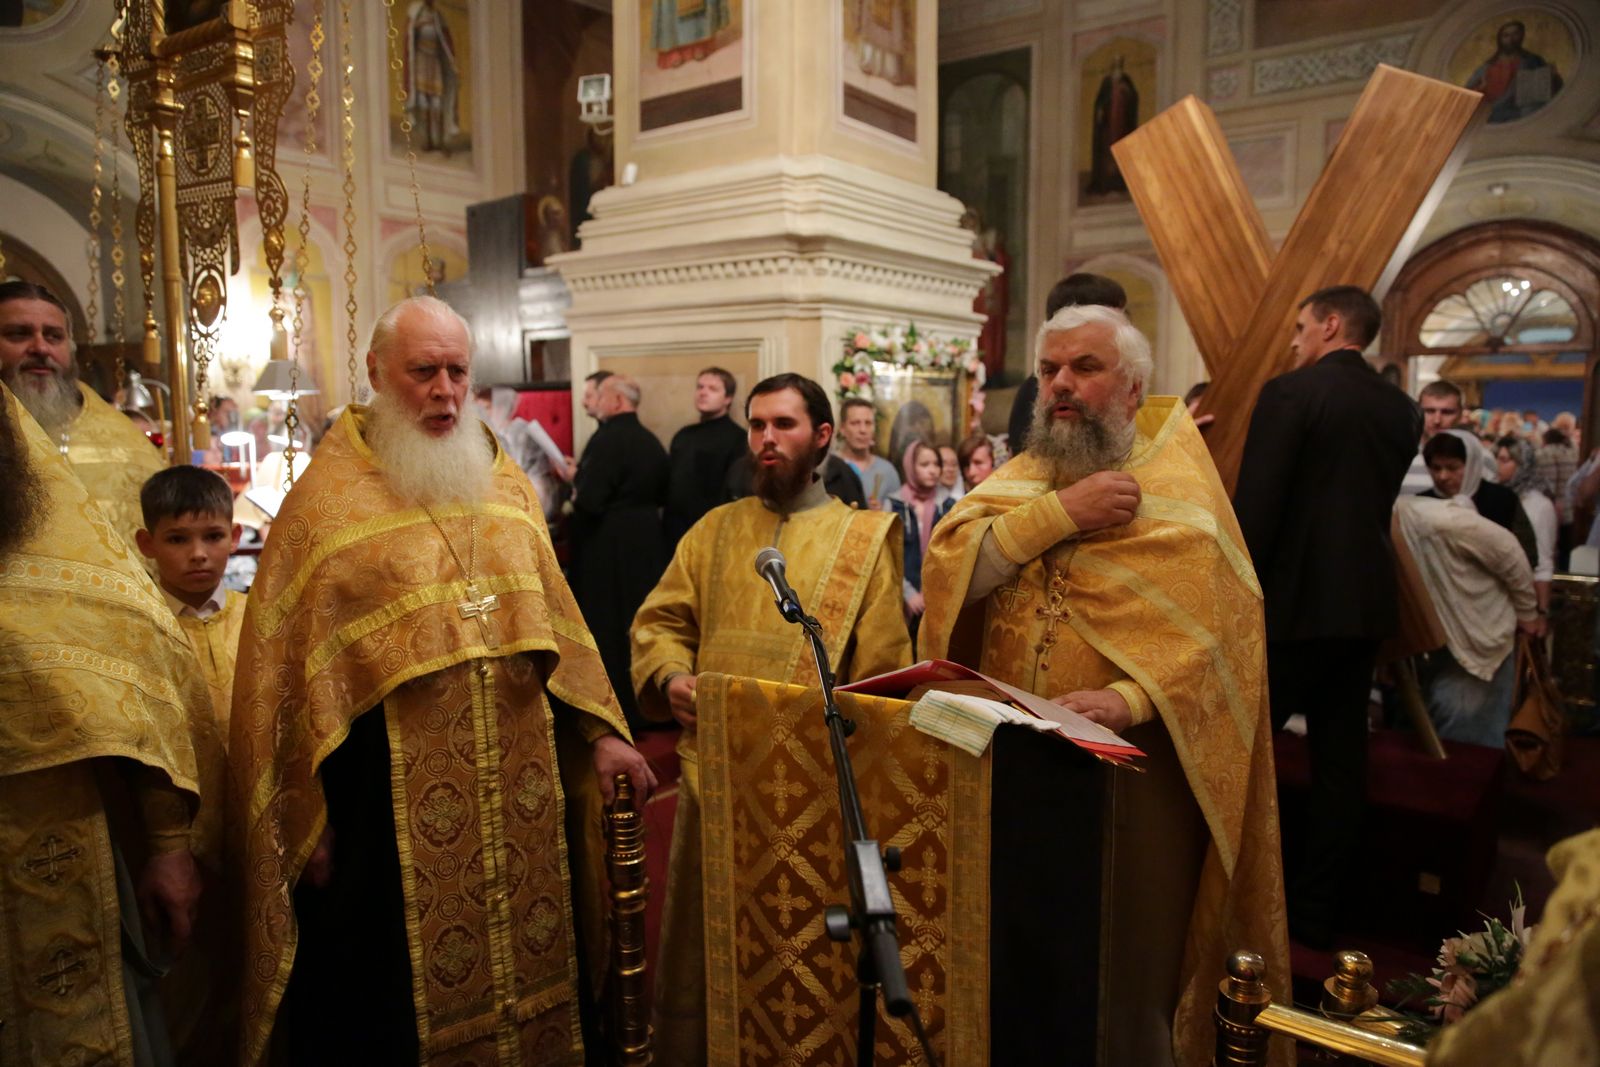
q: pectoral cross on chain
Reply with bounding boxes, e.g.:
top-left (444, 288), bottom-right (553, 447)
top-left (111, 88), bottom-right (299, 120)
top-left (458, 582), bottom-right (500, 638)
top-left (1033, 570), bottom-right (1071, 657)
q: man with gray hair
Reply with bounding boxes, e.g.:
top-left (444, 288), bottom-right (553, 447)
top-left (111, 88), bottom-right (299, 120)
top-left (0, 279), bottom-right (162, 549)
top-left (231, 295), bottom-right (655, 1065)
top-left (921, 304), bottom-right (1289, 1067)
top-left (570, 372), bottom-right (670, 730)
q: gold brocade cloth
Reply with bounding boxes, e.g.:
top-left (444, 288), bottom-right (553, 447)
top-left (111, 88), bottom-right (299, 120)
top-left (64, 382), bottom-right (165, 552)
top-left (696, 675), bottom-right (990, 1066)
top-left (231, 405), bottom-right (629, 1066)
top-left (0, 385), bottom-right (204, 1067)
top-left (921, 397), bottom-right (1291, 1067)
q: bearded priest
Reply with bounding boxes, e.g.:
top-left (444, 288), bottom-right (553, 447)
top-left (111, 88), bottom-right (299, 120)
top-left (231, 296), bottom-right (656, 1066)
top-left (630, 372), bottom-right (911, 1064)
top-left (0, 281), bottom-right (163, 550)
top-left (920, 305), bottom-right (1290, 1067)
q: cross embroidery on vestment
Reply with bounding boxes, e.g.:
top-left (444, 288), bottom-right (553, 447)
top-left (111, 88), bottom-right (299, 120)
top-left (23, 834), bottom-right (81, 886)
top-left (37, 947), bottom-right (87, 997)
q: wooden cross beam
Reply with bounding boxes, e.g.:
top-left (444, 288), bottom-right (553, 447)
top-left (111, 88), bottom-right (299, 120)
top-left (1113, 65), bottom-right (1483, 490)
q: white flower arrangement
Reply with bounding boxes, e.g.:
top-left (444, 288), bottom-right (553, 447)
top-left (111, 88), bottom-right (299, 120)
top-left (833, 323), bottom-right (987, 404)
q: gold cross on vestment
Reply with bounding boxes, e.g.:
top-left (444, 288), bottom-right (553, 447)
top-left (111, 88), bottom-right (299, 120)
top-left (24, 834), bottom-right (81, 886)
top-left (1033, 571), bottom-right (1071, 654)
top-left (993, 577), bottom-right (1030, 612)
top-left (37, 948), bottom-right (86, 997)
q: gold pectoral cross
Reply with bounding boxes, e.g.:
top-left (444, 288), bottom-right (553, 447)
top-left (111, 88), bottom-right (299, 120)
top-left (1033, 569), bottom-right (1071, 657)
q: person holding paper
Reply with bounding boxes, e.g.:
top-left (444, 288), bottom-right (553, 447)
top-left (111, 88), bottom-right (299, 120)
top-left (920, 304), bottom-right (1290, 1067)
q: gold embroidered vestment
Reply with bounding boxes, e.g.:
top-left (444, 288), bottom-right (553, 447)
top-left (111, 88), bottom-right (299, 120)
top-left (921, 397), bottom-right (1291, 1067)
top-left (62, 382), bottom-right (165, 552)
top-left (630, 494), bottom-right (912, 1064)
top-left (0, 385), bottom-right (204, 1067)
top-left (231, 406), bottom-right (629, 1066)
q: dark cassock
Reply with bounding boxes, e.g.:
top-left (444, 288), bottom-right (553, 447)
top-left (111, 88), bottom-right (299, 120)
top-left (663, 412), bottom-right (748, 545)
top-left (570, 410), bottom-right (671, 727)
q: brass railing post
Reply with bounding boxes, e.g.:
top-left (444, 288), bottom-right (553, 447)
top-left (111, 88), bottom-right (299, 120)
top-left (604, 772), bottom-right (652, 1065)
top-left (1214, 950), bottom-right (1274, 1067)
top-left (1321, 950), bottom-right (1380, 1019)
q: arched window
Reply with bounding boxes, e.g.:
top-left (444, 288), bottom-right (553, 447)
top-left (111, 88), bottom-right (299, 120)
top-left (1383, 221), bottom-right (1600, 451)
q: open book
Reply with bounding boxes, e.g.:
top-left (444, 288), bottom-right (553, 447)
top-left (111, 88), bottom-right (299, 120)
top-left (838, 659), bottom-right (1144, 767)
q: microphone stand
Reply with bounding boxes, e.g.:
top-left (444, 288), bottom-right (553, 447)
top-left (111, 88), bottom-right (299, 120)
top-left (770, 591), bottom-right (940, 1067)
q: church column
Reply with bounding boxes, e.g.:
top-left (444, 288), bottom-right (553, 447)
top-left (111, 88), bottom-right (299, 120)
top-left (551, 0), bottom-right (994, 451)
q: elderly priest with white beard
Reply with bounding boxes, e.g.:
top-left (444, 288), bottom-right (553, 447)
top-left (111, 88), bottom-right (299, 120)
top-left (231, 296), bottom-right (656, 1066)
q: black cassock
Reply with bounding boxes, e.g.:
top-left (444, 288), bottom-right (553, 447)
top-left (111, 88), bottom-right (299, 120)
top-left (569, 411), bottom-right (669, 728)
top-left (663, 413), bottom-right (748, 546)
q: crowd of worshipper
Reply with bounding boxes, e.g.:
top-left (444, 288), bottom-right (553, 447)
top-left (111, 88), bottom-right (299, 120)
top-left (2, 269), bottom-right (1594, 1067)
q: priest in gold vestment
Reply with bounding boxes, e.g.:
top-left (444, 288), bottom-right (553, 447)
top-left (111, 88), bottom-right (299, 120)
top-left (631, 373), bottom-right (912, 1065)
top-left (231, 297), bottom-right (655, 1066)
top-left (921, 306), bottom-right (1290, 1067)
top-left (0, 281), bottom-right (164, 551)
top-left (0, 384), bottom-right (207, 1067)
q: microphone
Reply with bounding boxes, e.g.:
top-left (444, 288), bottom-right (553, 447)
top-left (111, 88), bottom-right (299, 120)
top-left (754, 547), bottom-right (803, 622)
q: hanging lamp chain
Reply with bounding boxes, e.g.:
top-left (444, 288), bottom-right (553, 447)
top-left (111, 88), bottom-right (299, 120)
top-left (339, 0), bottom-right (360, 400)
top-left (285, 0), bottom-right (327, 490)
top-left (108, 45), bottom-right (128, 368)
top-left (383, 0), bottom-right (435, 295)
top-left (86, 54), bottom-right (108, 348)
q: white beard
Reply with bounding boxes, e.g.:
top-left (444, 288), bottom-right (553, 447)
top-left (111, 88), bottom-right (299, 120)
top-left (365, 389), bottom-right (495, 506)
top-left (1029, 392), bottom-right (1137, 488)
top-left (9, 371), bottom-right (81, 437)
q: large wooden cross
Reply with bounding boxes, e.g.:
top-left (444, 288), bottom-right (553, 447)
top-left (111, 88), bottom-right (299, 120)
top-left (1112, 65), bottom-right (1483, 491)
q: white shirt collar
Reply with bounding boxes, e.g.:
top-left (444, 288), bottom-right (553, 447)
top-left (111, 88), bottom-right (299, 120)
top-left (162, 580), bottom-right (227, 620)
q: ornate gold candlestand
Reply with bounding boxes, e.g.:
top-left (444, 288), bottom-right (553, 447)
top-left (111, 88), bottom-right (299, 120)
top-left (120, 0), bottom-right (292, 465)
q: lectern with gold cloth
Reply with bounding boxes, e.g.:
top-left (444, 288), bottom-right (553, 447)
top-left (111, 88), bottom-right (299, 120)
top-left (693, 674), bottom-right (1188, 1066)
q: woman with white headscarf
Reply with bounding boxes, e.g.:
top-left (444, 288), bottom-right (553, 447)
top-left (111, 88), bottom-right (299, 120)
top-left (1494, 434), bottom-right (1557, 615)
top-left (1397, 430), bottom-right (1544, 746)
top-left (1420, 427), bottom-right (1540, 566)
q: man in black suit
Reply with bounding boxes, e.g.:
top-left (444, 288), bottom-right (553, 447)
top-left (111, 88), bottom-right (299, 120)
top-left (1233, 285), bottom-right (1422, 948)
top-left (570, 373), bottom-right (670, 731)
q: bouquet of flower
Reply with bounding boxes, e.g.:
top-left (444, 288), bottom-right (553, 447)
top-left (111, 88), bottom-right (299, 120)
top-left (1387, 891), bottom-right (1535, 1035)
top-left (834, 323), bottom-right (986, 404)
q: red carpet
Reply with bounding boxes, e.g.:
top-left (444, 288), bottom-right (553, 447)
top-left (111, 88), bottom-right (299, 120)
top-left (1277, 729), bottom-right (1600, 1007)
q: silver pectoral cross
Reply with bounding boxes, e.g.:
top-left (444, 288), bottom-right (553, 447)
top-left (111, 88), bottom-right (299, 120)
top-left (458, 583), bottom-right (500, 621)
